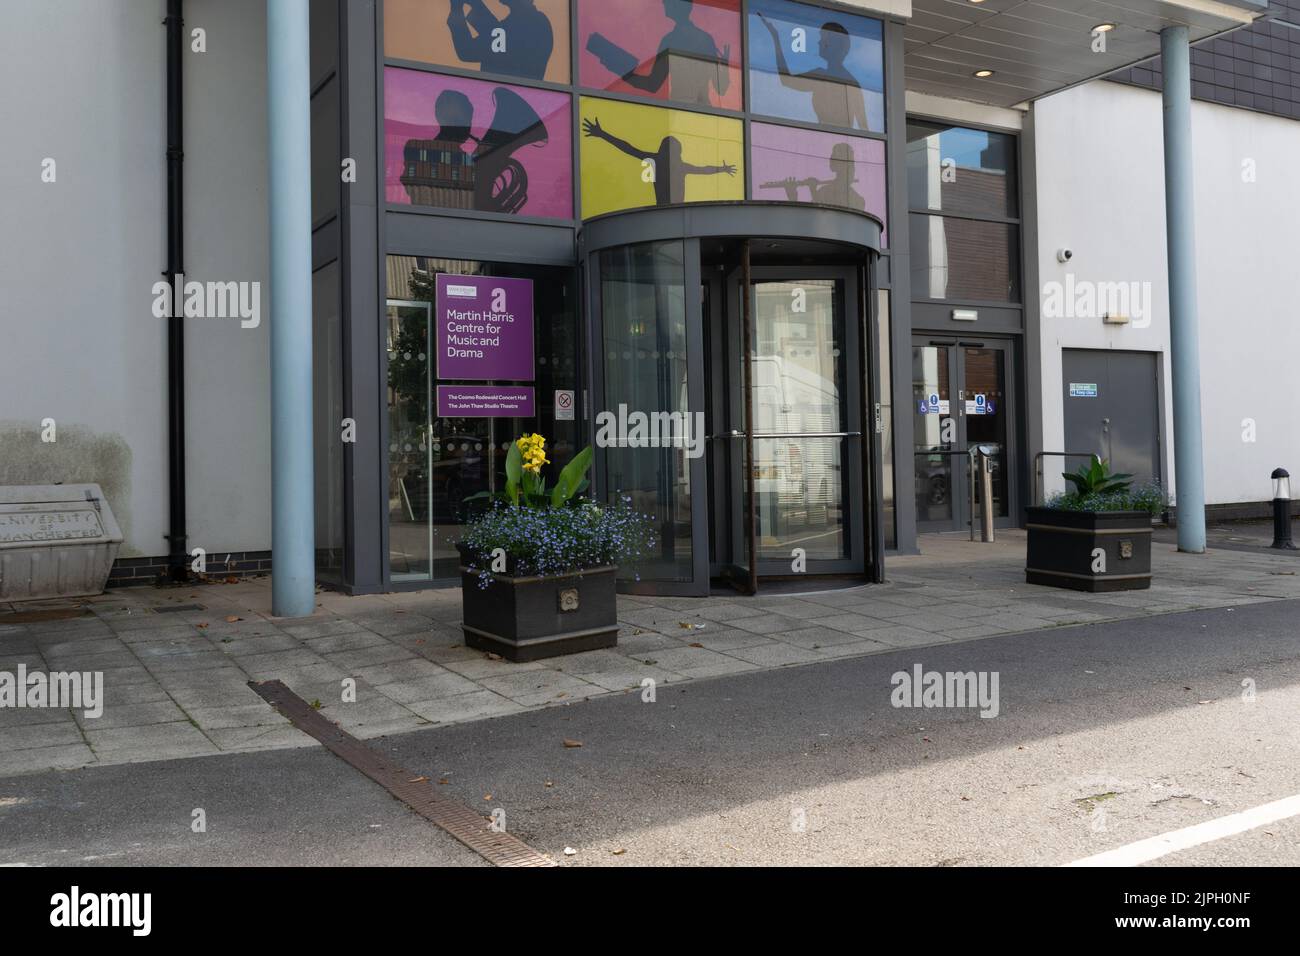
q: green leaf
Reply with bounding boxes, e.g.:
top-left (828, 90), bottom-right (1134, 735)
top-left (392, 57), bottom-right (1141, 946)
top-left (551, 446), bottom-right (594, 507)
top-left (505, 440), bottom-right (522, 486)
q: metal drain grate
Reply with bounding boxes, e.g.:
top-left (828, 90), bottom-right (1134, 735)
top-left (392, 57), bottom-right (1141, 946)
top-left (249, 679), bottom-right (555, 868)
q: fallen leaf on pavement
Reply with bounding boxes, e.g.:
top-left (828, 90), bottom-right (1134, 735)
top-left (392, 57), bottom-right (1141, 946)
top-left (689, 642), bottom-right (704, 648)
top-left (563, 739), bottom-right (583, 748)
top-left (408, 776), bottom-right (429, 783)
top-left (611, 848), bottom-right (626, 856)
top-left (224, 615), bottom-right (242, 623)
top-left (563, 847), bottom-right (577, 856)
top-left (485, 652), bottom-right (504, 661)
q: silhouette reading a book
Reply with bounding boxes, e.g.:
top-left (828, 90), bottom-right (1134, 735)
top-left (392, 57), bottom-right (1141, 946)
top-left (759, 14), bottom-right (867, 130)
top-left (761, 142), bottom-right (865, 211)
top-left (586, 0), bottom-right (730, 106)
top-left (401, 87), bottom-right (548, 214)
top-left (447, 0), bottom-right (553, 81)
top-left (583, 116), bottom-right (735, 206)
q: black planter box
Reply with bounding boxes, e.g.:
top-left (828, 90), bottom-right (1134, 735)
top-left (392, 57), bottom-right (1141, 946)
top-left (1025, 507), bottom-right (1152, 592)
top-left (458, 550), bottom-right (618, 662)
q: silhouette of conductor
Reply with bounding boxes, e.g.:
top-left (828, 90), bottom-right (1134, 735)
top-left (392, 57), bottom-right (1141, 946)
top-left (587, 0), bottom-right (730, 106)
top-left (759, 14), bottom-right (867, 130)
top-left (447, 0), bottom-right (553, 81)
top-left (765, 142), bottom-right (865, 210)
top-left (583, 116), bottom-right (735, 206)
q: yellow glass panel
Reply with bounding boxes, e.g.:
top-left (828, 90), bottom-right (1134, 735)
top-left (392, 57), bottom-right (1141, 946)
top-left (579, 96), bottom-right (744, 219)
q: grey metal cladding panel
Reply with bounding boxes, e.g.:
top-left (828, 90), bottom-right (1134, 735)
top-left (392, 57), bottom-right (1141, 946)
top-left (578, 203), bottom-right (882, 256)
top-left (312, 219), bottom-right (340, 269)
top-left (905, 61), bottom-right (1043, 103)
top-left (385, 212), bottom-right (577, 265)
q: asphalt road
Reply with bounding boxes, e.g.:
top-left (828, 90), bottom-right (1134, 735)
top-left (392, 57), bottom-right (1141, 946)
top-left (2, 599), bottom-right (1299, 867)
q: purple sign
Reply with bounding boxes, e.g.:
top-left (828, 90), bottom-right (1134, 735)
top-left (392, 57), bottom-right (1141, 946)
top-left (435, 274), bottom-right (534, 381)
top-left (437, 385), bottom-right (536, 418)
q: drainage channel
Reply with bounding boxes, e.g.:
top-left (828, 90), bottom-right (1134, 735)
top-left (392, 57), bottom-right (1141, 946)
top-left (249, 679), bottom-right (555, 868)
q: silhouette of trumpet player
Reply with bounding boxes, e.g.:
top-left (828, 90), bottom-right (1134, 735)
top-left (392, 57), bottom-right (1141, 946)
top-left (586, 0), bottom-right (731, 107)
top-left (760, 142), bottom-right (865, 211)
top-left (447, 0), bottom-right (554, 81)
top-left (583, 116), bottom-right (735, 206)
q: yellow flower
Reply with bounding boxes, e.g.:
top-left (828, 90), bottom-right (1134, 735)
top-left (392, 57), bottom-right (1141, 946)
top-left (517, 434), bottom-right (548, 475)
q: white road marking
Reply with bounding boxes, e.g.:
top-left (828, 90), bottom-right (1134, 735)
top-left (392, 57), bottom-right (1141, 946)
top-left (1065, 793), bottom-right (1300, 867)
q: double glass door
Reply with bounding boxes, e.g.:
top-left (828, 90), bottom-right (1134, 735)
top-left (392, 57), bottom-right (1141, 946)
top-left (708, 266), bottom-right (865, 592)
top-left (912, 339), bottom-right (1016, 533)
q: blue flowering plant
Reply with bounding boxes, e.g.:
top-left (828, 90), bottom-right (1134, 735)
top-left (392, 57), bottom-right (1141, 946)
top-left (458, 434), bottom-right (657, 588)
top-left (1046, 455), bottom-right (1165, 515)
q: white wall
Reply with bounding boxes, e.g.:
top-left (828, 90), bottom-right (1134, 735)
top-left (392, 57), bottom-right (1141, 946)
top-left (1033, 80), bottom-right (1300, 506)
top-left (0, 0), bottom-right (271, 558)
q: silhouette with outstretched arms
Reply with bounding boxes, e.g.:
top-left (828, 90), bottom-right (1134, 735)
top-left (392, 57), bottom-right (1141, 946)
top-left (447, 0), bottom-right (553, 80)
top-left (583, 116), bottom-right (735, 206)
top-left (587, 0), bottom-right (730, 106)
top-left (758, 13), bottom-right (868, 130)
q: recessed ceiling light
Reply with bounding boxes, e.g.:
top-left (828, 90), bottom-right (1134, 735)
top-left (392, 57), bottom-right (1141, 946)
top-left (973, 69), bottom-right (994, 78)
top-left (1093, 23), bottom-right (1116, 33)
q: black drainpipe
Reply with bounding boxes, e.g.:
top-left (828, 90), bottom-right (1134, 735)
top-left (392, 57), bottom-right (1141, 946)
top-left (164, 0), bottom-right (188, 582)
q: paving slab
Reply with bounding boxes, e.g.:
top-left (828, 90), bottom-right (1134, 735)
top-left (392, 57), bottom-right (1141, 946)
top-left (3, 525), bottom-right (1299, 776)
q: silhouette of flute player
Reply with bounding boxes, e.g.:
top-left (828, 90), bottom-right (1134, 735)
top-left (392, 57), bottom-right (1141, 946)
top-left (759, 13), bottom-right (867, 130)
top-left (761, 142), bottom-right (865, 210)
top-left (583, 116), bottom-right (735, 206)
top-left (586, 0), bottom-right (730, 106)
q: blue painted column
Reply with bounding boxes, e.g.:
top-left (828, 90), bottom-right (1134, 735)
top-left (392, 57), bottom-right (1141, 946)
top-left (1161, 26), bottom-right (1206, 554)
top-left (268, 0), bottom-right (316, 615)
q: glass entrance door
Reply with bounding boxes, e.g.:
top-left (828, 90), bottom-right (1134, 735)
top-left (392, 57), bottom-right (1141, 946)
top-left (911, 338), bottom-right (1016, 533)
top-left (710, 263), bottom-right (865, 585)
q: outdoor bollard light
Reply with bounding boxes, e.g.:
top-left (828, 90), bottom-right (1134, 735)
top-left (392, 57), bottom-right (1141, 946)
top-left (1271, 468), bottom-right (1295, 550)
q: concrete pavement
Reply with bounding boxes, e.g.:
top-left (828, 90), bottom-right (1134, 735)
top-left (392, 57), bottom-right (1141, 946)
top-left (2, 598), bottom-right (1299, 866)
top-left (1, 525), bottom-right (1297, 779)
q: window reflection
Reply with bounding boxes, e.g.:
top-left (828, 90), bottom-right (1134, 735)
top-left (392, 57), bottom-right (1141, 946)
top-left (600, 241), bottom-right (694, 582)
top-left (905, 121), bottom-right (1017, 219)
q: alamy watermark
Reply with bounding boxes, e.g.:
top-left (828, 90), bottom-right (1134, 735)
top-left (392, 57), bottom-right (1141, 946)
top-left (891, 664), bottom-right (1000, 718)
top-left (594, 403), bottom-right (706, 459)
top-left (0, 665), bottom-right (103, 718)
top-left (50, 886), bottom-right (150, 936)
top-left (1042, 273), bottom-right (1152, 329)
top-left (151, 273), bottom-right (261, 329)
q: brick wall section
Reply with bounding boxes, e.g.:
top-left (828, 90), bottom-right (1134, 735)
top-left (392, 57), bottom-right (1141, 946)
top-left (1109, 4), bottom-right (1300, 120)
top-left (107, 550), bottom-right (272, 587)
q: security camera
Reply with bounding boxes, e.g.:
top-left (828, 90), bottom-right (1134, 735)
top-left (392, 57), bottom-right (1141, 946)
top-left (1057, 248), bottom-right (1074, 263)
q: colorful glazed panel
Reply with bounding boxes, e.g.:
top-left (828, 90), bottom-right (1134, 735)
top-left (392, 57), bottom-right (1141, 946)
top-left (385, 67), bottom-right (573, 220)
top-left (747, 0), bottom-right (885, 133)
top-left (384, 0), bottom-right (570, 84)
top-left (578, 0), bottom-right (742, 111)
top-left (750, 122), bottom-right (887, 240)
top-left (579, 96), bottom-right (744, 219)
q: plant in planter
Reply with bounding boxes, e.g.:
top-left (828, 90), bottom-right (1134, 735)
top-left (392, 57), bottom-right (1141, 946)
top-left (456, 434), bottom-right (656, 662)
top-left (1025, 456), bottom-right (1165, 592)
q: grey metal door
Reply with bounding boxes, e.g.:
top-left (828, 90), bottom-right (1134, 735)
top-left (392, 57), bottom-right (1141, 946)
top-left (1062, 350), bottom-right (1161, 486)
